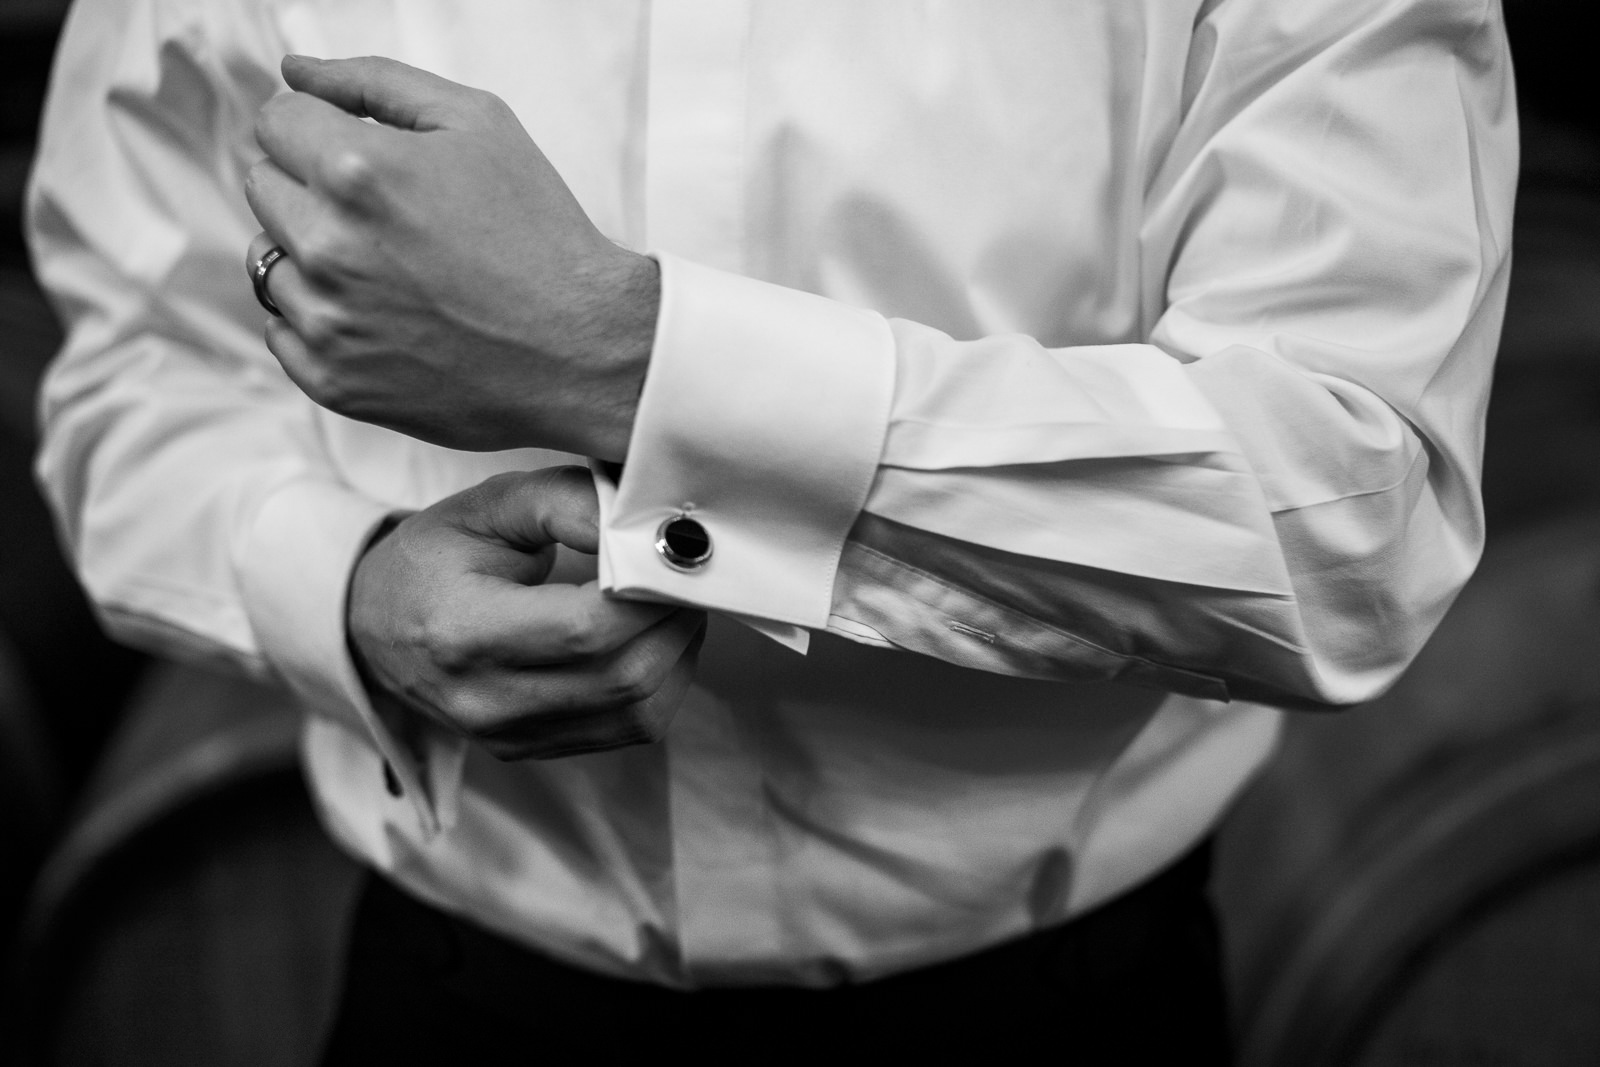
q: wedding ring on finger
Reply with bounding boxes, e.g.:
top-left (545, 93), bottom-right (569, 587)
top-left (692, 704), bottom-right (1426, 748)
top-left (252, 245), bottom-right (288, 317)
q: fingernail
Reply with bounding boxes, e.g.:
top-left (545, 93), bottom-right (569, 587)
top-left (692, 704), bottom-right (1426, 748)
top-left (285, 54), bottom-right (318, 63)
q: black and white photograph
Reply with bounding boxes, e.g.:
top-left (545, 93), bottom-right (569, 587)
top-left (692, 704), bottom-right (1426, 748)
top-left (0, 0), bottom-right (1595, 1063)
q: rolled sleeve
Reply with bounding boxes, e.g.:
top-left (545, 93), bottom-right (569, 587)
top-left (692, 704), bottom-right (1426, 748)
top-left (603, 0), bottom-right (1514, 709)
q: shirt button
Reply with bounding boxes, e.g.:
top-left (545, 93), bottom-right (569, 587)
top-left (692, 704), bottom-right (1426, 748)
top-left (655, 514), bottom-right (713, 571)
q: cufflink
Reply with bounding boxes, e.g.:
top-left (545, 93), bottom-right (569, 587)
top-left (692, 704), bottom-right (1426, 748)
top-left (655, 513), bottom-right (713, 571)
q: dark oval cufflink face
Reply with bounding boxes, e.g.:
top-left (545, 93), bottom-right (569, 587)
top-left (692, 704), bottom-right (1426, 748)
top-left (655, 515), bottom-right (712, 571)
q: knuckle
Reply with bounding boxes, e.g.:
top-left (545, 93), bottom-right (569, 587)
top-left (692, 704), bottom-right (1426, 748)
top-left (253, 101), bottom-right (285, 146)
top-left (550, 464), bottom-right (594, 492)
top-left (555, 608), bottom-right (608, 660)
top-left (243, 161), bottom-right (267, 199)
top-left (599, 659), bottom-right (655, 709)
top-left (292, 360), bottom-right (343, 409)
top-left (295, 303), bottom-right (343, 349)
top-left (323, 148), bottom-right (382, 204)
top-left (543, 465), bottom-right (597, 512)
top-left (621, 705), bottom-right (670, 744)
top-left (468, 89), bottom-right (510, 119)
top-left (291, 231), bottom-right (335, 282)
top-left (419, 618), bottom-right (478, 675)
top-left (441, 688), bottom-right (496, 736)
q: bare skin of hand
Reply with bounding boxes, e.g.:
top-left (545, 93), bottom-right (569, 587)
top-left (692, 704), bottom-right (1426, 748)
top-left (244, 54), bottom-right (655, 460)
top-left (348, 466), bottom-right (706, 761)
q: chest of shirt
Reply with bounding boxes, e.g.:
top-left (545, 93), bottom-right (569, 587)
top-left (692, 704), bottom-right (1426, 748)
top-left (271, 0), bottom-right (1200, 347)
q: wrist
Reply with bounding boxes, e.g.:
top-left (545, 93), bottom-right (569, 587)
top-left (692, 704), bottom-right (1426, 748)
top-left (574, 250), bottom-right (659, 462)
top-left (345, 512), bottom-right (406, 702)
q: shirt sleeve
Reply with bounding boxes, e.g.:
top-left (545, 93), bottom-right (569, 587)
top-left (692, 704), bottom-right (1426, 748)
top-left (28, 0), bottom-right (449, 832)
top-left (598, 0), bottom-right (1518, 709)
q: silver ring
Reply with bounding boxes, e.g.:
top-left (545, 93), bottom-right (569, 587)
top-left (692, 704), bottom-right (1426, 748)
top-left (252, 245), bottom-right (288, 317)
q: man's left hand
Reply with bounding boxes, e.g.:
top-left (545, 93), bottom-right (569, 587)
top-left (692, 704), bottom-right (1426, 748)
top-left (244, 55), bottom-right (655, 460)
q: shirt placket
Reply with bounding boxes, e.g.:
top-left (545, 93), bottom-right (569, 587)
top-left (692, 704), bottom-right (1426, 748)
top-left (644, 0), bottom-right (749, 271)
top-left (644, 0), bottom-right (780, 982)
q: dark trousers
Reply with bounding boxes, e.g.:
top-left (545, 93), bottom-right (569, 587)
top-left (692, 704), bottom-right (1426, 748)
top-left (320, 845), bottom-right (1232, 1064)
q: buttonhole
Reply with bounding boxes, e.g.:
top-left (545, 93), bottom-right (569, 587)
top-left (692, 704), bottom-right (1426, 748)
top-left (947, 620), bottom-right (995, 644)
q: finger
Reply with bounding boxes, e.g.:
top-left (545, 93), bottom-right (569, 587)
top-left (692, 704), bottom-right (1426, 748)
top-left (422, 609), bottom-right (699, 735)
top-left (247, 243), bottom-right (314, 325)
top-left (450, 577), bottom-right (680, 667)
top-left (457, 537), bottom-right (559, 588)
top-left (281, 54), bottom-right (480, 131)
top-left (246, 231), bottom-right (276, 275)
top-left (263, 313), bottom-right (328, 400)
top-left (593, 616), bottom-right (706, 746)
top-left (472, 611), bottom-right (707, 760)
top-left (457, 467), bottom-right (604, 554)
top-left (255, 90), bottom-right (383, 193)
top-left (243, 161), bottom-right (321, 256)
top-left (546, 543), bottom-right (600, 586)
top-left (523, 608), bottom-right (706, 716)
top-left (246, 231), bottom-right (316, 326)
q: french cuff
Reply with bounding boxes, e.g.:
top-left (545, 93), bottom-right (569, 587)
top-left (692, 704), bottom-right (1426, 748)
top-left (234, 478), bottom-right (464, 837)
top-left (598, 253), bottom-right (895, 639)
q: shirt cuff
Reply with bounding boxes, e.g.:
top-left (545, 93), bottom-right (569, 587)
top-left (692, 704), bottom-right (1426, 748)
top-left (597, 253), bottom-right (896, 633)
top-left (234, 477), bottom-right (464, 836)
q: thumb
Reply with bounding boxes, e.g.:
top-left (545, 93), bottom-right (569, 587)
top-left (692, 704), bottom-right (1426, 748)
top-left (458, 467), bottom-right (603, 555)
top-left (281, 54), bottom-right (476, 131)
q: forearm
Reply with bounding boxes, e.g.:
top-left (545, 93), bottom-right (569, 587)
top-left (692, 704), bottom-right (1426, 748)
top-left (597, 0), bottom-right (1515, 706)
top-left (27, 0), bottom-right (473, 832)
top-left (600, 272), bottom-right (1496, 708)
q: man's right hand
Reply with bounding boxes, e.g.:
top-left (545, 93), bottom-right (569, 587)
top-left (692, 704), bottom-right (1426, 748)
top-left (346, 466), bottom-right (706, 761)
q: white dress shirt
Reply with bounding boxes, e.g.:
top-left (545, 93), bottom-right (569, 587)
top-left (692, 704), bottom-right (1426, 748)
top-left (29, 0), bottom-right (1515, 986)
